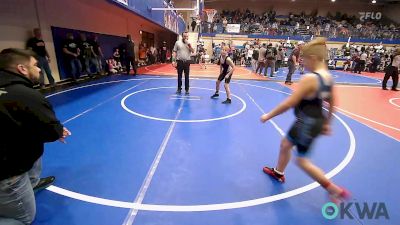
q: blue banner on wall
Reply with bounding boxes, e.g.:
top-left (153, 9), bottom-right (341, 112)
top-left (109, 0), bottom-right (186, 34)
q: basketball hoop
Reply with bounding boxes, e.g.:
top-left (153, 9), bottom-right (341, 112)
top-left (204, 9), bottom-right (217, 23)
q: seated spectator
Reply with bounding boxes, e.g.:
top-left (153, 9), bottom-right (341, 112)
top-left (107, 59), bottom-right (122, 74)
top-left (113, 48), bottom-right (120, 62)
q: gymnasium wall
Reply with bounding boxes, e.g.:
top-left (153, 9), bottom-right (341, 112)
top-left (0, 0), bottom-right (178, 82)
top-left (109, 0), bottom-right (187, 34)
top-left (174, 0), bottom-right (199, 30)
top-left (382, 4), bottom-right (400, 24)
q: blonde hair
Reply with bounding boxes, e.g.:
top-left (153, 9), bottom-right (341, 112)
top-left (222, 46), bottom-right (230, 51)
top-left (301, 37), bottom-right (327, 60)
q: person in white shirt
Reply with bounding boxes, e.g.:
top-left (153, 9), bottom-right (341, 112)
top-left (247, 47), bottom-right (254, 66)
top-left (355, 51), bottom-right (368, 74)
top-left (196, 17), bottom-right (201, 32)
top-left (222, 18), bottom-right (228, 33)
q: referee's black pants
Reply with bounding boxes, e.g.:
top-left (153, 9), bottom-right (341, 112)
top-left (177, 60), bottom-right (190, 91)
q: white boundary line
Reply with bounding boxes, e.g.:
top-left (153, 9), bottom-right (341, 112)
top-left (120, 87), bottom-right (247, 123)
top-left (170, 97), bottom-right (201, 101)
top-left (389, 98), bottom-right (400, 108)
top-left (44, 78), bottom-right (356, 212)
top-left (170, 94), bottom-right (201, 99)
top-left (338, 72), bottom-right (382, 84)
top-left (62, 81), bottom-right (148, 124)
top-left (271, 81), bottom-right (400, 139)
top-left (336, 85), bottom-right (383, 88)
top-left (144, 66), bottom-right (253, 76)
top-left (335, 113), bottom-right (400, 142)
top-left (46, 77), bottom-right (176, 98)
top-left (241, 81), bottom-right (400, 142)
top-left (245, 93), bottom-right (285, 136)
top-left (334, 107), bottom-right (400, 132)
top-left (273, 74), bottom-right (339, 79)
top-left (123, 97), bottom-right (185, 225)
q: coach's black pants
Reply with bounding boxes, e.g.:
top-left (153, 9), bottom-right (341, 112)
top-left (125, 56), bottom-right (137, 75)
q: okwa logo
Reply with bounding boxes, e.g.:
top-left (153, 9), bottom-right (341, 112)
top-left (322, 202), bottom-right (389, 220)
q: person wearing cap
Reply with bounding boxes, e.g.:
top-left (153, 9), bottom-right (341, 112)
top-left (285, 41), bottom-right (304, 85)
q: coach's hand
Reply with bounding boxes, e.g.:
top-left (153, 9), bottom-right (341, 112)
top-left (59, 127), bottom-right (72, 143)
top-left (172, 61), bottom-right (177, 68)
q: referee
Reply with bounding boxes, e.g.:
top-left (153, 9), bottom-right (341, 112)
top-left (172, 32), bottom-right (194, 95)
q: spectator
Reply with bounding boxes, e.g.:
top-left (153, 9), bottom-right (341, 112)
top-left (243, 46), bottom-right (254, 65)
top-left (275, 47), bottom-right (285, 72)
top-left (90, 35), bottom-right (104, 75)
top-left (355, 51), bottom-right (367, 74)
top-left (113, 48), bottom-right (121, 63)
top-left (139, 43), bottom-right (147, 62)
top-left (210, 9), bottom-right (399, 40)
top-left (26, 28), bottom-right (55, 88)
top-left (222, 17), bottom-right (228, 33)
top-left (370, 52), bottom-right (381, 73)
top-left (121, 34), bottom-right (137, 75)
top-left (285, 41), bottom-right (304, 85)
top-left (251, 46), bottom-right (259, 72)
top-left (78, 33), bottom-right (99, 78)
top-left (196, 16), bottom-right (201, 32)
top-left (161, 41), bottom-right (168, 63)
top-left (107, 59), bottom-right (122, 74)
top-left (264, 43), bottom-right (277, 77)
top-left (256, 43), bottom-right (267, 75)
top-left (62, 33), bottom-right (82, 82)
top-left (151, 46), bottom-right (158, 64)
top-left (191, 19), bottom-right (197, 32)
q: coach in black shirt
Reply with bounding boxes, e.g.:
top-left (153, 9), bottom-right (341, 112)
top-left (27, 28), bottom-right (55, 88)
top-left (121, 34), bottom-right (137, 75)
top-left (63, 33), bottom-right (82, 81)
top-left (0, 48), bottom-right (71, 224)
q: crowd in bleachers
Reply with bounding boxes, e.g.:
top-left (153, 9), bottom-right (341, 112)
top-left (201, 9), bottom-right (400, 40)
top-left (207, 38), bottom-right (399, 75)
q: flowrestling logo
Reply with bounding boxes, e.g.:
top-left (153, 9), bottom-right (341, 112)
top-left (359, 12), bottom-right (382, 22)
